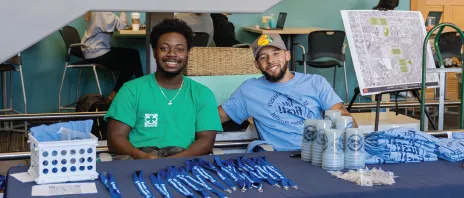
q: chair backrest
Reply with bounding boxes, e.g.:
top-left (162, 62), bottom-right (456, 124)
top-left (192, 32), bottom-right (210, 47)
top-left (59, 26), bottom-right (85, 58)
top-left (4, 54), bottom-right (21, 65)
top-left (306, 30), bottom-right (346, 62)
top-left (185, 47), bottom-right (259, 76)
top-left (438, 32), bottom-right (463, 61)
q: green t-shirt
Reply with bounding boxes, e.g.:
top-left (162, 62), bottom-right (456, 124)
top-left (104, 74), bottom-right (223, 149)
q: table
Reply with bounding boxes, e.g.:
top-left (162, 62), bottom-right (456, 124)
top-left (352, 112), bottom-right (420, 134)
top-left (114, 30), bottom-right (146, 38)
top-left (242, 26), bottom-right (328, 71)
top-left (5, 151), bottom-right (464, 198)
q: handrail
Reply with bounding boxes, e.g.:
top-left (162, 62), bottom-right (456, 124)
top-left (420, 22), bottom-right (464, 130)
top-left (0, 100), bottom-right (461, 122)
top-left (0, 140), bottom-right (253, 161)
top-left (0, 112), bottom-right (106, 121)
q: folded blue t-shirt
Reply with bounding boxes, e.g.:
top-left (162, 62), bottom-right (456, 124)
top-left (30, 120), bottom-right (93, 142)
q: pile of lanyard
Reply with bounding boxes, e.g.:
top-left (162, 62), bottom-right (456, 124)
top-left (0, 175), bottom-right (5, 191)
top-left (99, 156), bottom-right (297, 198)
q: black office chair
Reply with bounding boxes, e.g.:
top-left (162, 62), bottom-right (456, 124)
top-left (436, 31), bottom-right (463, 67)
top-left (295, 30), bottom-right (348, 102)
top-left (0, 54), bottom-right (27, 116)
top-left (0, 54), bottom-right (27, 151)
top-left (192, 32), bottom-right (210, 47)
top-left (58, 26), bottom-right (116, 112)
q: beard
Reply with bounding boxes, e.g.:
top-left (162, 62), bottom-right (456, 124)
top-left (260, 61), bottom-right (288, 82)
top-left (156, 59), bottom-right (186, 78)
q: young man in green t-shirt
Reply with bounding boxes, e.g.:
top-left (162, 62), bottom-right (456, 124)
top-left (104, 18), bottom-right (223, 160)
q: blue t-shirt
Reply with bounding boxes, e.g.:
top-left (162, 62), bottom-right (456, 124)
top-left (222, 72), bottom-right (343, 151)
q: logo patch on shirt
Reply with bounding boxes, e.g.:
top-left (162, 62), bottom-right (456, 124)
top-left (145, 114), bottom-right (158, 127)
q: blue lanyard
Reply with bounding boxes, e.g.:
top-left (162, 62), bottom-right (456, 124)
top-left (225, 158), bottom-right (253, 192)
top-left (234, 158), bottom-right (263, 192)
top-left (186, 160), bottom-right (232, 193)
top-left (197, 158), bottom-right (238, 191)
top-left (170, 166), bottom-right (210, 198)
top-left (235, 157), bottom-right (252, 172)
top-left (149, 170), bottom-right (172, 198)
top-left (241, 169), bottom-right (263, 192)
top-left (0, 175), bottom-right (5, 191)
top-left (214, 156), bottom-right (247, 189)
top-left (192, 170), bottom-right (229, 198)
top-left (133, 170), bottom-right (155, 198)
top-left (178, 166), bottom-right (229, 198)
top-left (166, 167), bottom-right (196, 198)
top-left (99, 172), bottom-right (123, 198)
top-left (257, 157), bottom-right (298, 190)
top-left (245, 158), bottom-right (280, 187)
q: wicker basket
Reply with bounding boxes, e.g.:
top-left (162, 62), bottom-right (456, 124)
top-left (185, 47), bottom-right (260, 76)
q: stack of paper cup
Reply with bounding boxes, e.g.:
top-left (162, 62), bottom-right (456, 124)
top-left (335, 116), bottom-right (353, 130)
top-left (312, 120), bottom-right (332, 166)
top-left (322, 129), bottom-right (345, 171)
top-left (302, 120), bottom-right (317, 162)
top-left (344, 128), bottom-right (365, 169)
top-left (324, 110), bottom-right (341, 128)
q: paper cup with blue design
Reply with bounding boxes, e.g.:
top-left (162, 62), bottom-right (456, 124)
top-left (344, 128), bottom-right (365, 169)
top-left (335, 116), bottom-right (353, 130)
top-left (324, 110), bottom-right (341, 128)
top-left (322, 129), bottom-right (344, 171)
top-left (302, 119), bottom-right (318, 162)
top-left (311, 120), bottom-right (332, 166)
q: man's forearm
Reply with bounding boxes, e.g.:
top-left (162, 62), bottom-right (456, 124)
top-left (108, 135), bottom-right (146, 159)
top-left (331, 103), bottom-right (359, 128)
top-left (341, 110), bottom-right (358, 128)
top-left (338, 108), bottom-right (358, 128)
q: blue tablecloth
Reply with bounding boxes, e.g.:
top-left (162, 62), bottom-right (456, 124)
top-left (5, 151), bottom-right (464, 198)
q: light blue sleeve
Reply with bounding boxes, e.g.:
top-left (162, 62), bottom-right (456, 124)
top-left (97, 12), bottom-right (128, 32)
top-left (221, 85), bottom-right (249, 124)
top-left (318, 75), bottom-right (343, 110)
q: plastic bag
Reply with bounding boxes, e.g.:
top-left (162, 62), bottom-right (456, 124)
top-left (330, 167), bottom-right (397, 187)
top-left (57, 127), bottom-right (89, 140)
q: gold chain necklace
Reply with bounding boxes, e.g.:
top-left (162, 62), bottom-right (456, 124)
top-left (158, 79), bottom-right (184, 105)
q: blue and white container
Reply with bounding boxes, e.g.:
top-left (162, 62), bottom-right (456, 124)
top-left (312, 120), bottom-right (332, 166)
top-left (302, 119), bottom-right (318, 162)
top-left (344, 128), bottom-right (365, 169)
top-left (324, 110), bottom-right (341, 128)
top-left (335, 116), bottom-right (353, 130)
top-left (322, 129), bottom-right (345, 171)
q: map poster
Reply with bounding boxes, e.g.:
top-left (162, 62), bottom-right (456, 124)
top-left (341, 10), bottom-right (439, 96)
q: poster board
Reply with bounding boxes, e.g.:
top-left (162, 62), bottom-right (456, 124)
top-left (341, 10), bottom-right (439, 96)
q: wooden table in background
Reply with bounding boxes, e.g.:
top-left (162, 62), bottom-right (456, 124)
top-left (118, 30), bottom-right (146, 35)
top-left (114, 30), bottom-right (146, 38)
top-left (351, 112), bottom-right (421, 133)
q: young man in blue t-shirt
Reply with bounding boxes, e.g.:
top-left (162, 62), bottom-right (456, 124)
top-left (218, 34), bottom-right (358, 151)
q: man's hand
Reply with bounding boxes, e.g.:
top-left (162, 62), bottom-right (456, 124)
top-left (168, 131), bottom-right (217, 158)
top-left (329, 102), bottom-right (358, 128)
top-left (141, 153), bottom-right (159, 160)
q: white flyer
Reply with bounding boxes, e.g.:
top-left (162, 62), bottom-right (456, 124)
top-left (10, 172), bottom-right (34, 183)
top-left (341, 10), bottom-right (439, 96)
top-left (31, 182), bottom-right (97, 196)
